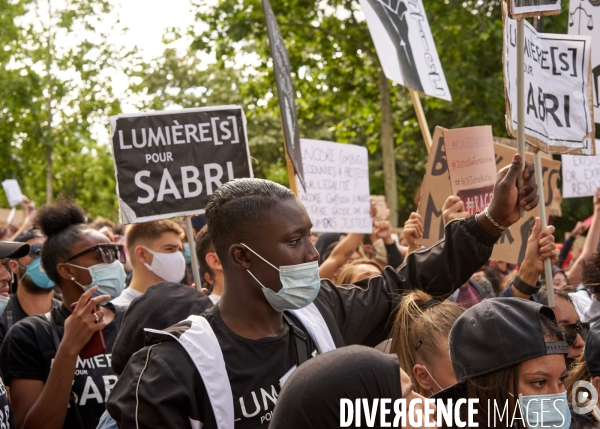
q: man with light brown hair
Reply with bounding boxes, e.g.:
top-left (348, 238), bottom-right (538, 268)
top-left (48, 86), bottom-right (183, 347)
top-left (112, 219), bottom-right (186, 307)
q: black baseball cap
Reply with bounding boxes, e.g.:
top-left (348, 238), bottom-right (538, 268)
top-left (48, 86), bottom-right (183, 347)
top-left (0, 241), bottom-right (30, 259)
top-left (434, 298), bottom-right (568, 400)
top-left (584, 322), bottom-right (600, 376)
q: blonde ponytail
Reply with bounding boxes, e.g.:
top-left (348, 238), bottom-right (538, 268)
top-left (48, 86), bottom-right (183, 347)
top-left (390, 290), bottom-right (464, 395)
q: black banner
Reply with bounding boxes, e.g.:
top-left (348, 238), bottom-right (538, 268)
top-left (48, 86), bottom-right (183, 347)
top-left (262, 0), bottom-right (306, 190)
top-left (110, 106), bottom-right (252, 223)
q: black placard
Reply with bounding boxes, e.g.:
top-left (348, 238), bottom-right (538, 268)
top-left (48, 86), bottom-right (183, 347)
top-left (263, 0), bottom-right (306, 190)
top-left (110, 106), bottom-right (252, 223)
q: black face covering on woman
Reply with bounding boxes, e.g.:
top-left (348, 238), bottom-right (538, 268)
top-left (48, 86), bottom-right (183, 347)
top-left (270, 345), bottom-right (402, 429)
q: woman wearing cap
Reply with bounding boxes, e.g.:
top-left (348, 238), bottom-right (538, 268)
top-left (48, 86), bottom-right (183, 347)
top-left (0, 201), bottom-right (127, 429)
top-left (435, 298), bottom-right (572, 429)
top-left (269, 345), bottom-right (434, 429)
top-left (533, 287), bottom-right (588, 367)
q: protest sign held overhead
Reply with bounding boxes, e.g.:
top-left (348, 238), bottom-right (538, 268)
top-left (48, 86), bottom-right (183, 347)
top-left (2, 179), bottom-right (23, 207)
top-left (263, 0), bottom-right (305, 190)
top-left (562, 149), bottom-right (600, 198)
top-left (508, 0), bottom-right (561, 19)
top-left (417, 127), bottom-right (561, 265)
top-left (504, 16), bottom-right (596, 154)
top-left (569, 0), bottom-right (600, 122)
top-left (359, 0), bottom-right (451, 101)
top-left (444, 126), bottom-right (496, 217)
top-left (297, 139), bottom-right (372, 234)
top-left (110, 106), bottom-right (252, 224)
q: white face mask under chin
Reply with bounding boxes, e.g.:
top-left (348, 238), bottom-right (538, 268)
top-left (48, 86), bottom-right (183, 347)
top-left (143, 247), bottom-right (186, 284)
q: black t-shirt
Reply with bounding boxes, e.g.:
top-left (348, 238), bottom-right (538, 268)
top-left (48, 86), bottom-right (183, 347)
top-left (0, 375), bottom-right (14, 429)
top-left (0, 294), bottom-right (61, 349)
top-left (108, 216), bottom-right (500, 428)
top-left (0, 303), bottom-right (124, 429)
top-left (205, 305), bottom-right (318, 427)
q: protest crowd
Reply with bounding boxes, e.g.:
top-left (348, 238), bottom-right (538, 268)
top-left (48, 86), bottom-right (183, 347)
top-left (2, 0), bottom-right (600, 427)
top-left (0, 161), bottom-right (600, 429)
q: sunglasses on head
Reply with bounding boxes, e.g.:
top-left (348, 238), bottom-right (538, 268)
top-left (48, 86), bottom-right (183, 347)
top-left (65, 243), bottom-right (126, 265)
top-left (28, 245), bottom-right (42, 259)
top-left (561, 322), bottom-right (590, 345)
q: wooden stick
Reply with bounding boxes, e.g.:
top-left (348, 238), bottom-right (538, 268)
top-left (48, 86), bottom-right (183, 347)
top-left (409, 89), bottom-right (432, 153)
top-left (184, 216), bottom-right (202, 289)
top-left (285, 150), bottom-right (298, 196)
top-left (517, 19), bottom-right (526, 219)
top-left (278, 116), bottom-right (299, 196)
top-left (534, 149), bottom-right (555, 308)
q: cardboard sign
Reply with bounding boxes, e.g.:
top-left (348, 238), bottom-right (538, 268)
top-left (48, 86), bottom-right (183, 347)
top-left (504, 16), bottom-right (596, 155)
top-left (2, 180), bottom-right (23, 207)
top-left (263, 0), bottom-right (305, 189)
top-left (569, 0), bottom-right (600, 123)
top-left (444, 126), bottom-right (497, 217)
top-left (359, 0), bottom-right (451, 101)
top-left (110, 106), bottom-right (252, 224)
top-left (562, 150), bottom-right (600, 198)
top-left (508, 0), bottom-right (561, 19)
top-left (417, 127), bottom-right (561, 265)
top-left (296, 139), bottom-right (372, 233)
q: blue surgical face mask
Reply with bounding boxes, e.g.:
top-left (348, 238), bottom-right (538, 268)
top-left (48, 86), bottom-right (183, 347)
top-left (25, 258), bottom-right (55, 289)
top-left (0, 296), bottom-right (9, 317)
top-left (67, 260), bottom-right (126, 300)
top-left (518, 392), bottom-right (571, 429)
top-left (183, 243), bottom-right (192, 265)
top-left (241, 243), bottom-right (321, 312)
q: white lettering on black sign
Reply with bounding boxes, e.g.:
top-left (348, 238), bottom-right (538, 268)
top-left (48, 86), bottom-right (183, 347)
top-left (110, 106), bottom-right (252, 223)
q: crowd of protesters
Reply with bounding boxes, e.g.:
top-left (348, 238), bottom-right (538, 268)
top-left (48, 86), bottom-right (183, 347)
top-left (0, 155), bottom-right (599, 428)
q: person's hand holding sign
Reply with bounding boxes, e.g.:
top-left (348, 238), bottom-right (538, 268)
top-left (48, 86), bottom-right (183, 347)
top-left (478, 154), bottom-right (538, 235)
top-left (518, 217), bottom-right (558, 287)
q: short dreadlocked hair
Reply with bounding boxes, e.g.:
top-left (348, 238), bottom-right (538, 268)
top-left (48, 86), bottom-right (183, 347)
top-left (204, 178), bottom-right (296, 262)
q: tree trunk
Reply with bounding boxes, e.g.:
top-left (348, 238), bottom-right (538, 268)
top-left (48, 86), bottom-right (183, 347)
top-left (46, 0), bottom-right (53, 205)
top-left (45, 144), bottom-right (52, 204)
top-left (378, 70), bottom-right (398, 227)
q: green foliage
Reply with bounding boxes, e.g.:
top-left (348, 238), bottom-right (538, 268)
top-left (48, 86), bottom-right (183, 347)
top-left (0, 0), bottom-right (132, 219)
top-left (0, 0), bottom-right (589, 237)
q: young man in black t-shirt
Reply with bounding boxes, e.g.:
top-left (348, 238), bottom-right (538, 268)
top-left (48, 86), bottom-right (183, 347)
top-left (0, 240), bottom-right (33, 429)
top-left (1, 230), bottom-right (60, 348)
top-left (108, 156), bottom-right (540, 428)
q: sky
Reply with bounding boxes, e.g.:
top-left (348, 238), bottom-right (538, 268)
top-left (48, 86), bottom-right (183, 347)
top-left (114, 0), bottom-right (197, 62)
top-left (96, 0), bottom-right (200, 141)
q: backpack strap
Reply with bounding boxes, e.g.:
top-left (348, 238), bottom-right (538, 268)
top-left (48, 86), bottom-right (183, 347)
top-left (44, 311), bottom-right (60, 350)
top-left (282, 313), bottom-right (308, 366)
top-left (44, 310), bottom-right (86, 429)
